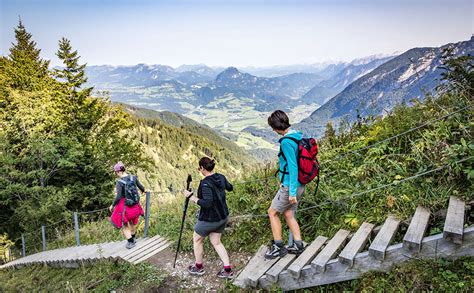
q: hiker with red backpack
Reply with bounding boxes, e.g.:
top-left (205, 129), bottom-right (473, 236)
top-left (109, 162), bottom-right (146, 249)
top-left (265, 110), bottom-right (319, 259)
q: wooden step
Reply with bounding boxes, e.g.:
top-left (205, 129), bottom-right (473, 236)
top-left (121, 236), bottom-right (164, 261)
top-left (339, 222), bottom-right (374, 267)
top-left (121, 236), bottom-right (160, 259)
top-left (369, 215), bottom-right (400, 260)
top-left (287, 236), bottom-right (327, 278)
top-left (125, 238), bottom-right (168, 262)
top-left (246, 255), bottom-right (280, 287)
top-left (132, 241), bottom-right (170, 264)
top-left (265, 254), bottom-right (296, 283)
top-left (311, 229), bottom-right (350, 273)
top-left (403, 206), bottom-right (430, 252)
top-left (443, 196), bottom-right (465, 244)
top-left (234, 245), bottom-right (267, 288)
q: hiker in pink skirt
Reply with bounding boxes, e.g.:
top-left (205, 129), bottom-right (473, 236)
top-left (109, 162), bottom-right (146, 249)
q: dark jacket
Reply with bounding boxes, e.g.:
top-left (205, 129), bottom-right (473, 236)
top-left (197, 173), bottom-right (233, 222)
top-left (112, 174), bottom-right (145, 207)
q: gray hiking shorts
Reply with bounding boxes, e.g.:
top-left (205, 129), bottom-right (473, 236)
top-left (194, 218), bottom-right (228, 237)
top-left (270, 185), bottom-right (306, 213)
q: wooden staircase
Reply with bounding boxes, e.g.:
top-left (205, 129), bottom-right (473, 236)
top-left (0, 234), bottom-right (170, 269)
top-left (234, 196), bottom-right (474, 290)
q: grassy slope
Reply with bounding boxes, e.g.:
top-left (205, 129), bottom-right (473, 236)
top-left (3, 86), bottom-right (472, 291)
top-left (121, 103), bottom-right (257, 192)
top-left (0, 261), bottom-right (166, 292)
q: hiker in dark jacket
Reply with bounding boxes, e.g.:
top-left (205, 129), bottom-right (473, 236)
top-left (182, 157), bottom-right (234, 279)
top-left (109, 161), bottom-right (146, 249)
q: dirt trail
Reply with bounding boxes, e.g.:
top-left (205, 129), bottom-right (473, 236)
top-left (146, 248), bottom-right (253, 292)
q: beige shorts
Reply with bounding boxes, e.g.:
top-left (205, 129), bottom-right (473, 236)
top-left (270, 185), bottom-right (305, 213)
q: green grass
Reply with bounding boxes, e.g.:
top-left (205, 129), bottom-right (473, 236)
top-left (0, 261), bottom-right (166, 292)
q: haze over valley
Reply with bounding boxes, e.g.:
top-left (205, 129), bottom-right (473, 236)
top-left (86, 37), bottom-right (473, 157)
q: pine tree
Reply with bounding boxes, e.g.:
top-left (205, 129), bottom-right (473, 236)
top-left (7, 19), bottom-right (50, 90)
top-left (54, 37), bottom-right (92, 94)
top-left (324, 121), bottom-right (337, 146)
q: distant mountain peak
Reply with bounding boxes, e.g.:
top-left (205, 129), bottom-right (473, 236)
top-left (222, 66), bottom-right (241, 76)
top-left (216, 67), bottom-right (253, 82)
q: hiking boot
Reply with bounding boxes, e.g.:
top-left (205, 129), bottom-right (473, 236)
top-left (217, 268), bottom-right (234, 279)
top-left (125, 241), bottom-right (136, 249)
top-left (188, 264), bottom-right (205, 276)
top-left (264, 241), bottom-right (287, 259)
top-left (287, 242), bottom-right (305, 255)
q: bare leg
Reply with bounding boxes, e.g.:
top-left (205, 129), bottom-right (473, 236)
top-left (209, 232), bottom-right (230, 266)
top-left (268, 207), bottom-right (282, 240)
top-left (193, 231), bottom-right (205, 264)
top-left (283, 209), bottom-right (301, 241)
top-left (130, 223), bottom-right (137, 235)
top-left (123, 222), bottom-right (133, 239)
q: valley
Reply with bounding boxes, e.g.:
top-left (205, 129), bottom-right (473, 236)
top-left (85, 37), bottom-right (473, 154)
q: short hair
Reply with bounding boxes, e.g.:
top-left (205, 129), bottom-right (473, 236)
top-left (268, 110), bottom-right (291, 131)
top-left (199, 157), bottom-right (215, 172)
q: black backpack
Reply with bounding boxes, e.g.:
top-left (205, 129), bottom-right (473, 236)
top-left (118, 176), bottom-right (140, 206)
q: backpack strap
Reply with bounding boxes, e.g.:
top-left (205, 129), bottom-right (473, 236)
top-left (279, 136), bottom-right (300, 144)
top-left (117, 179), bottom-right (127, 198)
top-left (277, 136), bottom-right (299, 182)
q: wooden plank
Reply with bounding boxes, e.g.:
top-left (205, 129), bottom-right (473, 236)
top-left (264, 254), bottom-right (296, 283)
top-left (339, 222), bottom-right (374, 267)
top-left (403, 206), bottom-right (430, 252)
top-left (132, 242), bottom-right (171, 264)
top-left (102, 241), bottom-right (128, 258)
top-left (369, 215), bottom-right (400, 260)
top-left (246, 256), bottom-right (280, 287)
top-left (260, 226), bottom-right (474, 291)
top-left (443, 196), bottom-right (465, 244)
top-left (120, 236), bottom-right (160, 258)
top-left (311, 229), bottom-right (350, 273)
top-left (233, 245), bottom-right (267, 288)
top-left (287, 236), bottom-right (327, 279)
top-left (121, 236), bottom-right (163, 260)
top-left (125, 238), bottom-right (168, 262)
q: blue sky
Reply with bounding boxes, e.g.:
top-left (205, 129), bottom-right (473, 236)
top-left (1, 0), bottom-right (472, 67)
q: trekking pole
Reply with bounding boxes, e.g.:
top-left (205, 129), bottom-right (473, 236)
top-left (173, 174), bottom-right (192, 268)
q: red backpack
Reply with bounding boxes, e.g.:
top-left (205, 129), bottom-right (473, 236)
top-left (277, 136), bottom-right (320, 194)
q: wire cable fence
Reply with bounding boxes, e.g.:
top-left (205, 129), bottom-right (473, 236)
top-left (5, 101), bottom-right (472, 262)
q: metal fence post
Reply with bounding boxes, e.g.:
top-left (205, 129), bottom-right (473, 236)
top-left (144, 191), bottom-right (151, 238)
top-left (74, 212), bottom-right (80, 246)
top-left (41, 225), bottom-right (46, 251)
top-left (21, 234), bottom-right (26, 257)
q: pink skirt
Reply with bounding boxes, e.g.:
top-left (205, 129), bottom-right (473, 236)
top-left (110, 198), bottom-right (144, 229)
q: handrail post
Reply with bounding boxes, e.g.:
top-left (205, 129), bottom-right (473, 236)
top-left (21, 234), bottom-right (26, 257)
top-left (144, 191), bottom-right (151, 238)
top-left (74, 212), bottom-right (80, 246)
top-left (41, 225), bottom-right (46, 251)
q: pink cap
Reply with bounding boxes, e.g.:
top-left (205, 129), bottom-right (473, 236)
top-left (113, 161), bottom-right (125, 172)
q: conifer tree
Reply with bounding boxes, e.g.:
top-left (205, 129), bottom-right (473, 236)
top-left (7, 19), bottom-right (50, 90)
top-left (54, 37), bottom-right (92, 95)
top-left (324, 121), bottom-right (337, 146)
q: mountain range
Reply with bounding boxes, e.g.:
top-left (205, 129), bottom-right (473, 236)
top-left (297, 36), bottom-right (473, 137)
top-left (85, 37), bottom-right (472, 153)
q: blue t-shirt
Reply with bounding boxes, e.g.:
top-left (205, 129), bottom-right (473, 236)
top-left (278, 129), bottom-right (303, 196)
